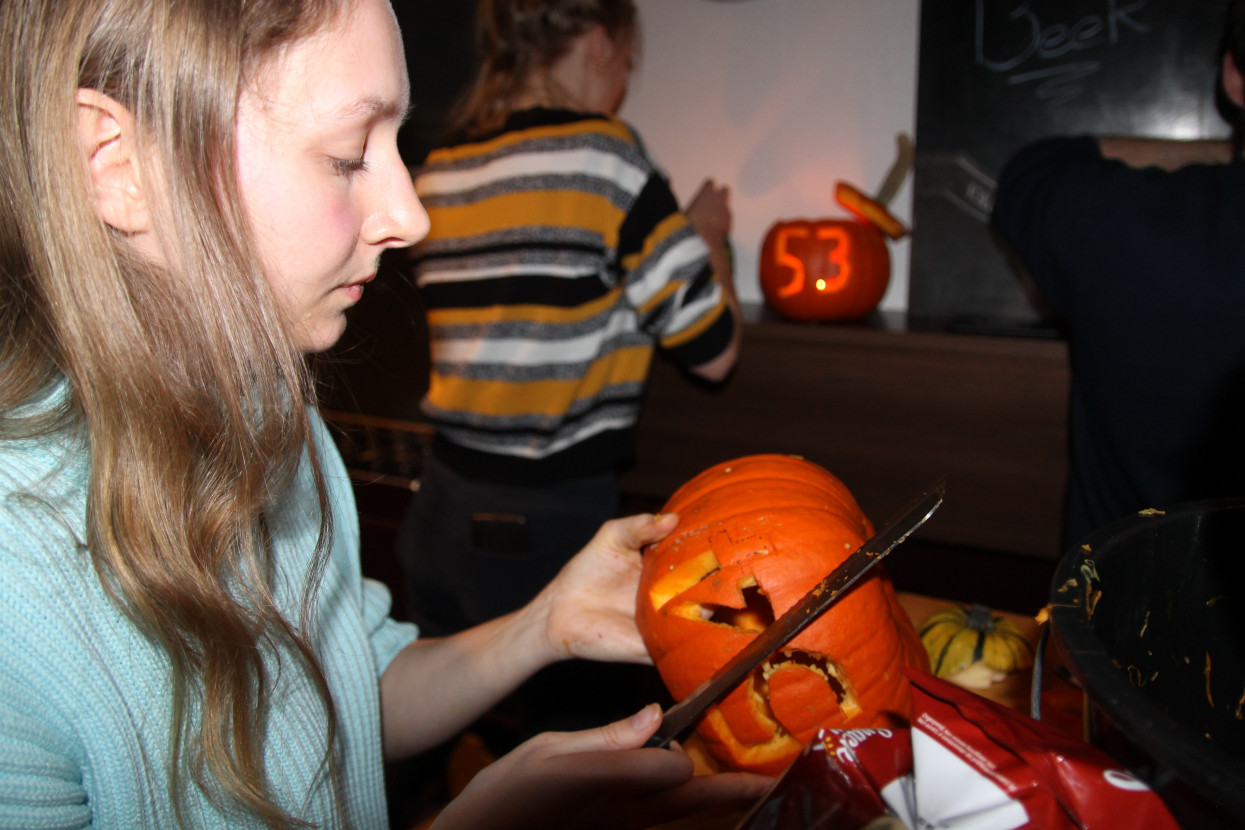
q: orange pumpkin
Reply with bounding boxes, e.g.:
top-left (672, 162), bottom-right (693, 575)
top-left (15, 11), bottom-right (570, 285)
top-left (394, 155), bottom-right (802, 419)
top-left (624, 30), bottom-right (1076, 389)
top-left (636, 454), bottom-right (929, 775)
top-left (758, 218), bottom-right (890, 322)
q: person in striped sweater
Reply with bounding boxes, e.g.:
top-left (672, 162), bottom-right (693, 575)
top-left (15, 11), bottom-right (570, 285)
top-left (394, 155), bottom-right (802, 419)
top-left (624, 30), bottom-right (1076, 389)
top-left (400, 0), bottom-right (742, 737)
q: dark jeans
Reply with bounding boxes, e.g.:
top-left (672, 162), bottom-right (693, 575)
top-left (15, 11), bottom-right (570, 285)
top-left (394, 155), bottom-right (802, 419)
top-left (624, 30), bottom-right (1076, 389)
top-left (397, 452), bottom-right (669, 740)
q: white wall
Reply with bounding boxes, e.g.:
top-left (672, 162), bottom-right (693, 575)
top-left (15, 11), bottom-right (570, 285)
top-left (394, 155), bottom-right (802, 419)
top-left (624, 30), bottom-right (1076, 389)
top-left (621, 0), bottom-right (920, 311)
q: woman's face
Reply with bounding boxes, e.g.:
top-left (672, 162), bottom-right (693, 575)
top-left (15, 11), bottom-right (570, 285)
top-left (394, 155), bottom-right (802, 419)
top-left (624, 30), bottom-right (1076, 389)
top-left (235, 0), bottom-right (428, 353)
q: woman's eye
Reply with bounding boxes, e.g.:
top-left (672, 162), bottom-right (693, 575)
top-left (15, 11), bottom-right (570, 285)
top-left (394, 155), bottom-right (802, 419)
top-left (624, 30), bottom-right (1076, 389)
top-left (331, 156), bottom-right (369, 176)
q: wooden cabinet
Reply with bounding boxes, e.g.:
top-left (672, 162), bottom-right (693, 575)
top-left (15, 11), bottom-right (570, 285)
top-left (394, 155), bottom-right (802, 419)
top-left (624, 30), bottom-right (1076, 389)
top-left (619, 307), bottom-right (1071, 562)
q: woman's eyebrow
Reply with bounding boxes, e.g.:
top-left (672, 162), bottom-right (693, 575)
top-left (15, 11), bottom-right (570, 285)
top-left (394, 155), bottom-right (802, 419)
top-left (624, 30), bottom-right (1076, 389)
top-left (332, 95), bottom-right (413, 126)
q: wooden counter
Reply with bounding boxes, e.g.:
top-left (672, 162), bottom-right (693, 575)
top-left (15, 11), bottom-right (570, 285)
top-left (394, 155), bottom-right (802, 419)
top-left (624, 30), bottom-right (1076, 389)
top-left (620, 307), bottom-right (1071, 562)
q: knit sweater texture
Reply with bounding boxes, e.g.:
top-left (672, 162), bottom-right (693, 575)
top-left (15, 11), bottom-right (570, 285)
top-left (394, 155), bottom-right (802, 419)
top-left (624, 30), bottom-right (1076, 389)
top-left (0, 406), bottom-right (418, 828)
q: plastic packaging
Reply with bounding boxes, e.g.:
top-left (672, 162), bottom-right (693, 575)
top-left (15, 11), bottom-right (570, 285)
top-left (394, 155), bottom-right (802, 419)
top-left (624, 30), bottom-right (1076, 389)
top-left (736, 670), bottom-right (1179, 829)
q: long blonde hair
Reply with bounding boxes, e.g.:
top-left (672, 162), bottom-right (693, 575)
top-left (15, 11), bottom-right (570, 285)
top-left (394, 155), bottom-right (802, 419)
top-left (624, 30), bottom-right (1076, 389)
top-left (0, 0), bottom-right (351, 825)
top-left (451, 0), bottom-right (638, 138)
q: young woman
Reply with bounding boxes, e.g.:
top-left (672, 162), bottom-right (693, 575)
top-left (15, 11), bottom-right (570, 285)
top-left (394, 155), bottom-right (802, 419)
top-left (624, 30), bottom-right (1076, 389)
top-left (0, 0), bottom-right (769, 826)
top-left (400, 0), bottom-right (741, 737)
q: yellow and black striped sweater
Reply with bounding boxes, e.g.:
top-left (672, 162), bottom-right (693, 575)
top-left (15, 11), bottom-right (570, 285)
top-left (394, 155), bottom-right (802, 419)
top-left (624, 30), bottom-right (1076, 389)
top-left (411, 108), bottom-right (735, 484)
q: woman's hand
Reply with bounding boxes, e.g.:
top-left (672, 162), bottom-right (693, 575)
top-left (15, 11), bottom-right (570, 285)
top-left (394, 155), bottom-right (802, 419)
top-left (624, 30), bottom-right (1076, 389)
top-left (685, 178), bottom-right (732, 248)
top-left (527, 512), bottom-right (679, 665)
top-left (380, 513), bottom-right (677, 758)
top-left (683, 178), bottom-right (741, 384)
top-left (684, 178), bottom-right (732, 250)
top-left (431, 704), bottom-right (774, 830)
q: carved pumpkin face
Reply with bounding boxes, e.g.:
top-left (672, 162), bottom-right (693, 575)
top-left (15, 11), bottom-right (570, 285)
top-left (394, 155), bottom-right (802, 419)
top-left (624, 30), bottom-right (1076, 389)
top-left (636, 454), bottom-right (929, 775)
top-left (758, 218), bottom-right (890, 321)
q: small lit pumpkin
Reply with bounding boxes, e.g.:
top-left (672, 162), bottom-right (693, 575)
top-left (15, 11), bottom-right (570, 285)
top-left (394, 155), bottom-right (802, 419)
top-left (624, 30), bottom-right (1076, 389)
top-left (918, 604), bottom-right (1034, 682)
top-left (636, 454), bottom-right (930, 776)
top-left (758, 218), bottom-right (890, 322)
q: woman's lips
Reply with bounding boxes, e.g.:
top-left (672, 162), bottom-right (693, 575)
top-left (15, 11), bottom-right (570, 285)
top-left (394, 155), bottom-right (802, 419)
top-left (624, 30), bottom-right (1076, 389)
top-left (340, 272), bottom-right (375, 302)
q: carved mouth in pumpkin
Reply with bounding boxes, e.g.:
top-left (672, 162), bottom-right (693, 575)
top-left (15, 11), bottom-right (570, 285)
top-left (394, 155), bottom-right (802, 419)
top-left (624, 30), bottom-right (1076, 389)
top-left (688, 582), bottom-right (865, 733)
top-left (644, 535), bottom-right (865, 753)
top-left (755, 649), bottom-right (863, 730)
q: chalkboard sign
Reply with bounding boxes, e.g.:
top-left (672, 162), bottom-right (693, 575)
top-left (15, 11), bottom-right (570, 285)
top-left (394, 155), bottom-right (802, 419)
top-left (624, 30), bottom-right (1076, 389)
top-left (910, 0), bottom-right (1230, 332)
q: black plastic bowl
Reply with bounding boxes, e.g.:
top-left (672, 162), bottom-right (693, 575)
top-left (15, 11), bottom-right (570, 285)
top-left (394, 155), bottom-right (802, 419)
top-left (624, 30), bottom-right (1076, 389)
top-left (1049, 499), bottom-right (1245, 829)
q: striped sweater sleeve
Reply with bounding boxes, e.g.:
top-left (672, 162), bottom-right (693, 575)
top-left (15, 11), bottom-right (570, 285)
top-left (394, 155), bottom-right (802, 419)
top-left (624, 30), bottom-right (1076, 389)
top-left (615, 161), bottom-right (733, 366)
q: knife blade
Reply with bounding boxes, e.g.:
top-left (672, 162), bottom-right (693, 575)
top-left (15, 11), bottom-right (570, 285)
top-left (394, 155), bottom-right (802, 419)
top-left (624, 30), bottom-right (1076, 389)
top-left (645, 476), bottom-right (946, 749)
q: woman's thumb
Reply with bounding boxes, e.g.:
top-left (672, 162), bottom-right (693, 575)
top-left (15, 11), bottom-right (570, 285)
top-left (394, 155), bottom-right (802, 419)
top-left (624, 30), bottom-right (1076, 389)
top-left (629, 703), bottom-right (662, 734)
top-left (596, 702), bottom-right (663, 751)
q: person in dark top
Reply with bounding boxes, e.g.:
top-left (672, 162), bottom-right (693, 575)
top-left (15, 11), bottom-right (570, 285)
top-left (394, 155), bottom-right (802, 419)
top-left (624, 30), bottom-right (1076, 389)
top-left (992, 0), bottom-right (1245, 549)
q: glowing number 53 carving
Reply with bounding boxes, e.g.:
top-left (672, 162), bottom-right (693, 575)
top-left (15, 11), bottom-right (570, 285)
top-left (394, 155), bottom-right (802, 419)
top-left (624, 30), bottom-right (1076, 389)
top-left (773, 225), bottom-right (852, 298)
top-left (759, 217), bottom-right (890, 321)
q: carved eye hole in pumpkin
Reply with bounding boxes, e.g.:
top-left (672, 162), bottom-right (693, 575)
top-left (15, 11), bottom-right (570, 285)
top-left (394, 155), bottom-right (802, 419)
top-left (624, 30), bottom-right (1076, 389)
top-left (706, 584), bottom-right (775, 631)
top-left (649, 548), bottom-right (721, 614)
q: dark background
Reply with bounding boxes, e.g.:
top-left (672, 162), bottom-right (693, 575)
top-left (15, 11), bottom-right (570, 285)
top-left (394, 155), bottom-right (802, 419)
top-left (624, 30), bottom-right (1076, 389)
top-left (318, 1), bottom-right (478, 420)
top-left (394, 0), bottom-right (478, 165)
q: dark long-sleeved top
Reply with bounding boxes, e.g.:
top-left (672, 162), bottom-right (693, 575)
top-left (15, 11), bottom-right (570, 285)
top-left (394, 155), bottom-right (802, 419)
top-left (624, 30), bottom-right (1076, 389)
top-left (993, 135), bottom-right (1245, 548)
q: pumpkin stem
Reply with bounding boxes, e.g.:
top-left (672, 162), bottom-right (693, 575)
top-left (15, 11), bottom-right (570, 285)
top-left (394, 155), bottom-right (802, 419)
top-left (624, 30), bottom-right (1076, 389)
top-left (965, 604), bottom-right (996, 633)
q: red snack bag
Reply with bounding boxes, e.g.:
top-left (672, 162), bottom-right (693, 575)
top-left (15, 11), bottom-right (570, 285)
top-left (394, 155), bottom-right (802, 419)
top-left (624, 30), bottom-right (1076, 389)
top-left (735, 671), bottom-right (1182, 829)
top-left (822, 729), bottom-right (917, 827)
top-left (906, 669), bottom-right (1180, 829)
top-left (736, 729), bottom-right (911, 830)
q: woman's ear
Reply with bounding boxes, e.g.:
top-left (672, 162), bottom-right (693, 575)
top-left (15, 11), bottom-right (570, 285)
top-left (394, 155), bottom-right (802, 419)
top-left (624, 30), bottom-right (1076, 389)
top-left (76, 88), bottom-right (152, 235)
top-left (583, 24), bottom-right (614, 70)
top-left (1224, 52), bottom-right (1245, 110)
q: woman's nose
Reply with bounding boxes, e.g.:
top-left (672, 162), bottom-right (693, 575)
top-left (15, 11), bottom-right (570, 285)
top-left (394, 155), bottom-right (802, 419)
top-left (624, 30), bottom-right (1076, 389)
top-left (363, 149), bottom-right (430, 249)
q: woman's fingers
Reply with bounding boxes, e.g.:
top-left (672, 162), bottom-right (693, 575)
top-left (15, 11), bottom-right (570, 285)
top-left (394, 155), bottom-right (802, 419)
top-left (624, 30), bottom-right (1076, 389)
top-left (519, 703), bottom-right (670, 758)
top-left (436, 706), bottom-right (776, 830)
top-left (535, 513), bottom-right (677, 663)
top-left (596, 511), bottom-right (679, 553)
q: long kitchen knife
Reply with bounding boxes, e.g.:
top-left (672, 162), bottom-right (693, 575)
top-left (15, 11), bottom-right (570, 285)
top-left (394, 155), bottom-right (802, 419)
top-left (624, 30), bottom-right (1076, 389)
top-left (645, 476), bottom-right (946, 749)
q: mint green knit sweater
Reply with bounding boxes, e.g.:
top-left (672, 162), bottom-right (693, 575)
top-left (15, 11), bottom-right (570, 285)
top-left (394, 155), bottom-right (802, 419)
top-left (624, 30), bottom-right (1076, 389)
top-left (0, 409), bottom-right (418, 828)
